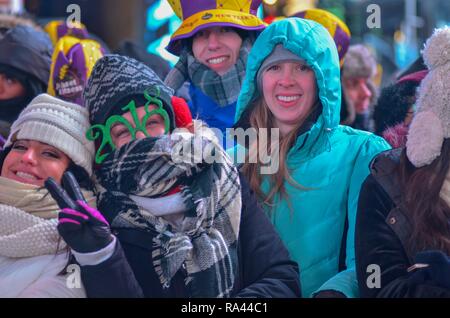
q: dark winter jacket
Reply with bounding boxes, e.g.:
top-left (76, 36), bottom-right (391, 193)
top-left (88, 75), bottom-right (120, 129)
top-left (356, 148), bottom-right (450, 297)
top-left (80, 173), bottom-right (301, 298)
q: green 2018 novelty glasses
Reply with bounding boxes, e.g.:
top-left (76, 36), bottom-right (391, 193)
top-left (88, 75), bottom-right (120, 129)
top-left (86, 87), bottom-right (170, 164)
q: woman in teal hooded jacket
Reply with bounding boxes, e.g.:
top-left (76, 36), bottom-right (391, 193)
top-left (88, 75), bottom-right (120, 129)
top-left (230, 18), bottom-right (390, 297)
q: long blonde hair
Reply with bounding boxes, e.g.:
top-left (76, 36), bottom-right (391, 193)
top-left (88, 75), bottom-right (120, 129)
top-left (241, 97), bottom-right (319, 211)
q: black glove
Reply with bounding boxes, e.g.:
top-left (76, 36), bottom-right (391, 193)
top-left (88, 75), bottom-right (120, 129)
top-left (408, 250), bottom-right (450, 289)
top-left (45, 171), bottom-right (113, 253)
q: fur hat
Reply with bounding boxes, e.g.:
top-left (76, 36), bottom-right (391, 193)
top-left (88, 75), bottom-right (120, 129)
top-left (406, 26), bottom-right (450, 167)
top-left (342, 44), bottom-right (377, 80)
top-left (373, 72), bottom-right (426, 136)
top-left (341, 44), bottom-right (378, 107)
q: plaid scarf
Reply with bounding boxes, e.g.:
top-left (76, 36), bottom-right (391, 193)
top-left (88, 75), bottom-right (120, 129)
top-left (95, 127), bottom-right (242, 297)
top-left (165, 38), bottom-right (252, 107)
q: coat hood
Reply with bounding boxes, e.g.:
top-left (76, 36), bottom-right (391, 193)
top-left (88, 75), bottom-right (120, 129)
top-left (0, 25), bottom-right (52, 86)
top-left (235, 18), bottom-right (341, 133)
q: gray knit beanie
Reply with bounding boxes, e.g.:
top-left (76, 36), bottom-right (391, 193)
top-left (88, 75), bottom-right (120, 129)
top-left (342, 44), bottom-right (378, 106)
top-left (256, 44), bottom-right (306, 93)
top-left (84, 54), bottom-right (175, 128)
top-left (342, 44), bottom-right (377, 79)
top-left (5, 94), bottom-right (95, 176)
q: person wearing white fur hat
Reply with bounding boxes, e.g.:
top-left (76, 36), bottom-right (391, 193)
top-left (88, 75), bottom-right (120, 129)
top-left (355, 26), bottom-right (450, 297)
top-left (0, 93), bottom-right (96, 297)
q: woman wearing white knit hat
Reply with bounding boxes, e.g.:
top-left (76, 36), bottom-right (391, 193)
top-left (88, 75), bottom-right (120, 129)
top-left (356, 26), bottom-right (450, 297)
top-left (0, 93), bottom-right (96, 297)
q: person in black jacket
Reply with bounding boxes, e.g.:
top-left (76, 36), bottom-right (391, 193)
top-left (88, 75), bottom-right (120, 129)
top-left (356, 27), bottom-right (450, 298)
top-left (46, 54), bottom-right (301, 298)
top-left (0, 25), bottom-right (52, 138)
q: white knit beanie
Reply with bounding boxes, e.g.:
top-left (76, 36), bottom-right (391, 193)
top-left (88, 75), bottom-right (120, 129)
top-left (5, 94), bottom-right (95, 176)
top-left (406, 26), bottom-right (450, 167)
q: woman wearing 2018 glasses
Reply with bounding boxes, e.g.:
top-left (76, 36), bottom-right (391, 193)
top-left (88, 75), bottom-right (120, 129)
top-left (45, 55), bottom-right (301, 298)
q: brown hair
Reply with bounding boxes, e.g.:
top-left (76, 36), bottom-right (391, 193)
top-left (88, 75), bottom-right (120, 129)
top-left (241, 97), bottom-right (318, 212)
top-left (400, 138), bottom-right (450, 254)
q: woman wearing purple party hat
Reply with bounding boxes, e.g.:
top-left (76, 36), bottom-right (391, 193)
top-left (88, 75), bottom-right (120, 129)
top-left (165, 0), bottom-right (266, 148)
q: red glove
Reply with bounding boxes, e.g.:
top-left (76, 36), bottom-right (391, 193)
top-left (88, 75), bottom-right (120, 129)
top-left (171, 96), bottom-right (193, 130)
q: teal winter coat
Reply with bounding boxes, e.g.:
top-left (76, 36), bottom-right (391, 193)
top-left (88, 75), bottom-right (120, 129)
top-left (232, 18), bottom-right (390, 297)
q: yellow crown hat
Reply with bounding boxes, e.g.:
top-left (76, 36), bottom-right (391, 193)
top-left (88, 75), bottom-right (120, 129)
top-left (291, 8), bottom-right (351, 67)
top-left (44, 20), bottom-right (89, 46)
top-left (167, 0), bottom-right (266, 56)
top-left (47, 35), bottom-right (104, 106)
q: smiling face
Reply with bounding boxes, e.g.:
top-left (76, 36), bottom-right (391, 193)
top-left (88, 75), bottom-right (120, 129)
top-left (1, 139), bottom-right (71, 186)
top-left (192, 26), bottom-right (242, 76)
top-left (262, 61), bottom-right (318, 136)
top-left (110, 105), bottom-right (166, 149)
